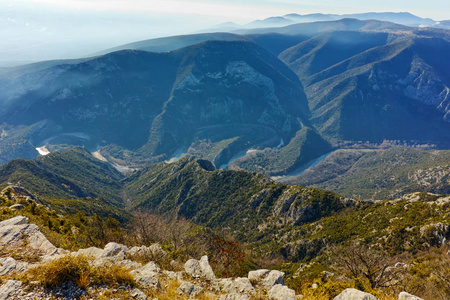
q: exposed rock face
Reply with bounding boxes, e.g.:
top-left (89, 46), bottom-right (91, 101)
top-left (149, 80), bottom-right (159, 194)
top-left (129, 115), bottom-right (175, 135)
top-left (0, 280), bottom-right (22, 300)
top-left (248, 269), bottom-right (285, 289)
top-left (420, 223), bottom-right (450, 246)
top-left (0, 257), bottom-right (29, 275)
top-left (398, 291), bottom-right (424, 300)
top-left (100, 242), bottom-right (128, 258)
top-left (0, 216), bottom-right (64, 259)
top-left (220, 277), bottom-right (255, 295)
top-left (334, 288), bottom-right (378, 300)
top-left (177, 281), bottom-right (203, 297)
top-left (184, 255), bottom-right (216, 280)
top-left (268, 284), bottom-right (296, 300)
top-left (129, 288), bottom-right (147, 300)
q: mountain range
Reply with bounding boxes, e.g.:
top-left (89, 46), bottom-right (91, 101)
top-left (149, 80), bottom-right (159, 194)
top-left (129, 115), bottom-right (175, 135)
top-left (0, 16), bottom-right (449, 184)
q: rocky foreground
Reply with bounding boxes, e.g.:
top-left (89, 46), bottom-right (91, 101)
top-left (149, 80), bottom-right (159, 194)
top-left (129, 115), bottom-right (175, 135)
top-left (0, 216), bottom-right (423, 300)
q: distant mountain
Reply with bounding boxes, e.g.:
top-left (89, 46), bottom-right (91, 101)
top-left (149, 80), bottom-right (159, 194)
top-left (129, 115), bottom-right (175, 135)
top-left (279, 31), bottom-right (450, 146)
top-left (282, 12), bottom-right (435, 27)
top-left (94, 32), bottom-right (250, 56)
top-left (245, 16), bottom-right (295, 29)
top-left (237, 18), bottom-right (411, 36)
top-left (0, 40), bottom-right (324, 169)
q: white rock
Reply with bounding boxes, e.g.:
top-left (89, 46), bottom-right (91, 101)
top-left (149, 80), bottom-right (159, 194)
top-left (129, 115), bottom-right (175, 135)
top-left (219, 294), bottom-right (250, 300)
top-left (0, 257), bottom-right (29, 276)
top-left (220, 277), bottom-right (255, 295)
top-left (334, 288), bottom-right (378, 300)
top-left (264, 270), bottom-right (285, 288)
top-left (0, 222), bottom-right (60, 257)
top-left (0, 216), bottom-right (28, 227)
top-left (0, 280), bottom-right (22, 300)
top-left (184, 258), bottom-right (201, 277)
top-left (248, 269), bottom-right (284, 289)
top-left (248, 269), bottom-right (270, 282)
top-left (101, 242), bottom-right (128, 258)
top-left (398, 292), bottom-right (424, 300)
top-left (177, 281), bottom-right (203, 297)
top-left (131, 261), bottom-right (161, 289)
top-left (72, 246), bottom-right (104, 259)
top-left (130, 288), bottom-right (147, 300)
top-left (199, 255), bottom-right (216, 281)
top-left (268, 284), bottom-right (296, 300)
top-left (184, 256), bottom-right (215, 280)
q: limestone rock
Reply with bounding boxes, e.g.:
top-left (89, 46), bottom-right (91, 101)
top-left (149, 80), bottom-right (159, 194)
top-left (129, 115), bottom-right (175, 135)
top-left (248, 269), bottom-right (270, 282)
top-left (185, 258), bottom-right (201, 277)
top-left (131, 261), bottom-right (161, 289)
top-left (0, 280), bottom-right (22, 300)
top-left (184, 255), bottom-right (215, 280)
top-left (219, 294), bottom-right (250, 300)
top-left (334, 288), bottom-right (378, 300)
top-left (72, 247), bottom-right (104, 259)
top-left (248, 269), bottom-right (284, 289)
top-left (9, 204), bottom-right (24, 211)
top-left (268, 284), bottom-right (296, 300)
top-left (0, 216), bottom-right (28, 227)
top-left (101, 242), bottom-right (128, 258)
top-left (199, 255), bottom-right (215, 281)
top-left (0, 217), bottom-right (61, 257)
top-left (220, 277), bottom-right (255, 295)
top-left (130, 288), bottom-right (147, 300)
top-left (177, 281), bottom-right (203, 297)
top-left (0, 257), bottom-right (30, 276)
top-left (398, 292), bottom-right (424, 300)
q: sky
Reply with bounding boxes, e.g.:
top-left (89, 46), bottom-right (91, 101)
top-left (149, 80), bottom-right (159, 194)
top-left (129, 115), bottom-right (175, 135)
top-left (1, 0), bottom-right (449, 64)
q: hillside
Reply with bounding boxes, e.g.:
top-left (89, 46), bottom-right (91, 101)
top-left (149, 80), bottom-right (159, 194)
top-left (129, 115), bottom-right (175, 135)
top-left (280, 33), bottom-right (450, 145)
top-left (0, 40), bottom-right (321, 172)
top-left (0, 150), bottom-right (448, 298)
top-left (0, 148), bottom-right (127, 220)
top-left (282, 147), bottom-right (450, 200)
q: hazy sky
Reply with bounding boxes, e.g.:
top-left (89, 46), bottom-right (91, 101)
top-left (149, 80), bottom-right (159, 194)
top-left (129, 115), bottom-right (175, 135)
top-left (1, 0), bottom-right (448, 64)
top-left (12, 0), bottom-right (448, 21)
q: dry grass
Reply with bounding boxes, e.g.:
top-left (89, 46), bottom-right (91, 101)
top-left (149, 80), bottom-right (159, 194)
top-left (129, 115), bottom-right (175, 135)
top-left (145, 276), bottom-right (215, 300)
top-left (19, 255), bottom-right (135, 289)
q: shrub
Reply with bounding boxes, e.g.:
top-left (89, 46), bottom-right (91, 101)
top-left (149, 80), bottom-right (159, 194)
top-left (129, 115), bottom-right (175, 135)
top-left (20, 255), bottom-right (135, 289)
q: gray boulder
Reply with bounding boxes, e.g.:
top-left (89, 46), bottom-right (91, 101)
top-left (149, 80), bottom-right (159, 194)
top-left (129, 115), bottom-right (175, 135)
top-left (0, 280), bottom-right (22, 300)
top-left (130, 288), bottom-right (147, 300)
top-left (334, 288), bottom-right (378, 300)
top-left (199, 255), bottom-right (216, 281)
top-left (101, 242), bottom-right (128, 258)
top-left (184, 255), bottom-right (215, 280)
top-left (268, 284), bottom-right (296, 300)
top-left (248, 269), bottom-right (285, 289)
top-left (131, 261), bottom-right (161, 289)
top-left (220, 277), bottom-right (255, 295)
top-left (398, 292), bottom-right (424, 300)
top-left (219, 294), bottom-right (250, 300)
top-left (248, 269), bottom-right (270, 282)
top-left (0, 257), bottom-right (30, 276)
top-left (0, 216), bottom-right (28, 227)
top-left (72, 246), bottom-right (104, 259)
top-left (177, 281), bottom-right (203, 297)
top-left (0, 217), bottom-right (61, 257)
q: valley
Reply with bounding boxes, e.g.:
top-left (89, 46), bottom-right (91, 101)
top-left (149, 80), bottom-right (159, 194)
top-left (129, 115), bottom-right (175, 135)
top-left (0, 9), bottom-right (450, 299)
